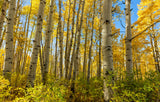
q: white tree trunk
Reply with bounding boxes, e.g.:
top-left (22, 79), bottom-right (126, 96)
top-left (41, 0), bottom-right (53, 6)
top-left (102, 0), bottom-right (114, 101)
top-left (3, 0), bottom-right (16, 82)
top-left (74, 0), bottom-right (85, 77)
top-left (125, 0), bottom-right (133, 81)
top-left (27, 0), bottom-right (46, 87)
top-left (42, 0), bottom-right (54, 85)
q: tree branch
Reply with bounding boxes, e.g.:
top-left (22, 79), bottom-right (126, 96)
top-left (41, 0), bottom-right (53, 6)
top-left (130, 20), bottom-right (160, 41)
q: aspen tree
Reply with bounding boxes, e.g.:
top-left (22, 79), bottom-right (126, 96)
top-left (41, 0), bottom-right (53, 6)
top-left (58, 0), bottom-right (63, 78)
top-left (98, 0), bottom-right (102, 78)
top-left (12, 0), bottom-right (22, 72)
top-left (0, 0), bottom-right (8, 40)
top-left (68, 0), bottom-right (81, 80)
top-left (125, 0), bottom-right (133, 81)
top-left (66, 0), bottom-right (76, 79)
top-left (64, 0), bottom-right (71, 79)
top-left (69, 1), bottom-right (82, 98)
top-left (42, 0), bottom-right (54, 85)
top-left (83, 18), bottom-right (88, 78)
top-left (102, 0), bottom-right (114, 101)
top-left (74, 0), bottom-right (85, 77)
top-left (0, 28), bottom-right (5, 48)
top-left (55, 27), bottom-right (58, 78)
top-left (3, 0), bottom-right (16, 82)
top-left (21, 0), bottom-right (32, 74)
top-left (150, 18), bottom-right (160, 72)
top-left (87, 0), bottom-right (96, 83)
top-left (27, 0), bottom-right (46, 87)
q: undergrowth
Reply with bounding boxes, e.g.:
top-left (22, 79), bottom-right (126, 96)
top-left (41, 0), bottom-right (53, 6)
top-left (0, 71), bottom-right (160, 102)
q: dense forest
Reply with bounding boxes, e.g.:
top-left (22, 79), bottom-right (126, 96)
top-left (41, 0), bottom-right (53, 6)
top-left (0, 0), bottom-right (160, 101)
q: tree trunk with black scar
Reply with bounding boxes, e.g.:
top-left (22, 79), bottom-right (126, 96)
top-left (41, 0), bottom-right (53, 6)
top-left (102, 0), bottom-right (114, 101)
top-left (125, 0), bottom-right (133, 82)
top-left (3, 0), bottom-right (16, 82)
top-left (42, 0), bottom-right (54, 85)
top-left (27, 0), bottom-right (46, 87)
top-left (0, 0), bottom-right (8, 41)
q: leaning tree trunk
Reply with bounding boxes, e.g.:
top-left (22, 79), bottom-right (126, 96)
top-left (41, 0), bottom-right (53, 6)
top-left (42, 0), bottom-right (54, 85)
top-left (150, 22), bottom-right (160, 72)
top-left (0, 0), bottom-right (8, 40)
top-left (27, 0), bottom-right (46, 87)
top-left (3, 0), bottom-right (16, 82)
top-left (125, 0), bottom-right (133, 81)
top-left (102, 0), bottom-right (114, 101)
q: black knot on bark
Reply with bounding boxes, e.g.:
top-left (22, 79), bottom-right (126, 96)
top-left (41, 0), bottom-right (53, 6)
top-left (105, 71), bottom-right (109, 75)
top-left (104, 20), bottom-right (110, 24)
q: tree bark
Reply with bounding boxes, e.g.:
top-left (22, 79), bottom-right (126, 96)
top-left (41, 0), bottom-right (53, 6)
top-left (125, 0), bottom-right (133, 81)
top-left (66, 0), bottom-right (76, 79)
top-left (42, 0), bottom-right (54, 85)
top-left (68, 0), bottom-right (81, 80)
top-left (102, 0), bottom-right (114, 101)
top-left (58, 0), bottom-right (63, 78)
top-left (3, 0), bottom-right (16, 82)
top-left (74, 0), bottom-right (85, 78)
top-left (64, 0), bottom-right (71, 79)
top-left (87, 0), bottom-right (96, 84)
top-left (27, 0), bottom-right (46, 87)
top-left (0, 0), bottom-right (8, 40)
top-left (98, 0), bottom-right (102, 78)
top-left (54, 27), bottom-right (59, 78)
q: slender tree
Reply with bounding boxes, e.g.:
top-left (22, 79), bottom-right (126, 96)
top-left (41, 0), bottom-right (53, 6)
top-left (98, 0), bottom-right (102, 78)
top-left (66, 0), bottom-right (76, 78)
top-left (0, 0), bottom-right (8, 40)
top-left (102, 0), bottom-right (114, 101)
top-left (27, 0), bottom-right (46, 87)
top-left (3, 0), bottom-right (16, 82)
top-left (87, 0), bottom-right (96, 83)
top-left (83, 18), bottom-right (88, 78)
top-left (21, 0), bottom-right (33, 74)
top-left (55, 27), bottom-right (59, 78)
top-left (58, 0), bottom-right (63, 78)
top-left (125, 0), bottom-right (133, 81)
top-left (68, 0), bottom-right (81, 80)
top-left (42, 0), bottom-right (54, 85)
top-left (74, 0), bottom-right (85, 77)
top-left (64, 0), bottom-right (71, 79)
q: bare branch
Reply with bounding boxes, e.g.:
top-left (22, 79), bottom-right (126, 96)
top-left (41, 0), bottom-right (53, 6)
top-left (130, 20), bottom-right (160, 41)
